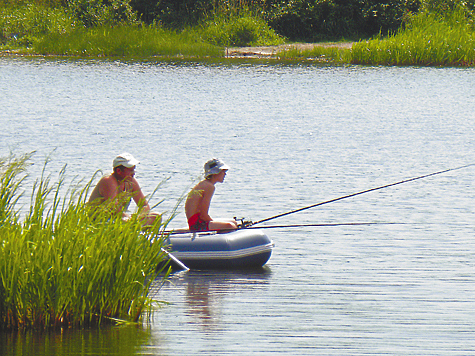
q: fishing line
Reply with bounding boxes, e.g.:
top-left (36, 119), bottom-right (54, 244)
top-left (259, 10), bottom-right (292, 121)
top-left (251, 163), bottom-right (475, 227)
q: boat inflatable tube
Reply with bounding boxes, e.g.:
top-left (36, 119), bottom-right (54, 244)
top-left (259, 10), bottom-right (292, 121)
top-left (165, 229), bottom-right (274, 270)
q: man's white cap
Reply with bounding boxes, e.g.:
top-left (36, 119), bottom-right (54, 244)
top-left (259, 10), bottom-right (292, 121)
top-left (113, 152), bottom-right (139, 168)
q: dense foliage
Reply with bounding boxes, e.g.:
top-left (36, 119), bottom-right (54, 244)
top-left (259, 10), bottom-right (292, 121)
top-left (279, 0), bottom-right (421, 40)
top-left (2, 0), bottom-right (475, 46)
top-left (124, 0), bottom-right (423, 39)
top-left (1, 1), bottom-right (474, 63)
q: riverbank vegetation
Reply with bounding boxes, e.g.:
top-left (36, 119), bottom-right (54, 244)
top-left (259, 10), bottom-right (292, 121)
top-left (277, 6), bottom-right (475, 66)
top-left (0, 153), bottom-right (169, 330)
top-left (0, 1), bottom-right (474, 62)
top-left (351, 8), bottom-right (475, 66)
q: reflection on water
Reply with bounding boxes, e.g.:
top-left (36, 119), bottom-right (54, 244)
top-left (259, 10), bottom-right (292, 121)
top-left (152, 269), bottom-right (272, 331)
top-left (0, 324), bottom-right (152, 356)
top-left (186, 275), bottom-right (215, 327)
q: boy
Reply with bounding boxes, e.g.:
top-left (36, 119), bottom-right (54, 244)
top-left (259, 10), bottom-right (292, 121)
top-left (185, 158), bottom-right (238, 231)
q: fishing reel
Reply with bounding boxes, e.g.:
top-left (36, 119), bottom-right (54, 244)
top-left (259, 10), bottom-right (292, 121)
top-left (234, 217), bottom-right (253, 229)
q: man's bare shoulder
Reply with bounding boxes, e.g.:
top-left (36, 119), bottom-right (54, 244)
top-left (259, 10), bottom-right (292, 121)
top-left (97, 174), bottom-right (116, 186)
top-left (97, 174), bottom-right (120, 194)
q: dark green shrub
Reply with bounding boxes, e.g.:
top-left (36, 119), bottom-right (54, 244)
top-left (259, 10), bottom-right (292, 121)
top-left (0, 3), bottom-right (75, 47)
top-left (129, 0), bottom-right (160, 24)
top-left (64, 0), bottom-right (139, 27)
top-left (201, 13), bottom-right (284, 46)
top-left (266, 0), bottom-right (421, 41)
top-left (129, 0), bottom-right (267, 28)
top-left (129, 0), bottom-right (213, 28)
top-left (0, 0), bottom-right (64, 5)
top-left (360, 0), bottom-right (420, 35)
top-left (421, 0), bottom-right (475, 14)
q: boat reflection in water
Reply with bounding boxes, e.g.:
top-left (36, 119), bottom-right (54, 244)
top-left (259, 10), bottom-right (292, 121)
top-left (151, 268), bottom-right (272, 330)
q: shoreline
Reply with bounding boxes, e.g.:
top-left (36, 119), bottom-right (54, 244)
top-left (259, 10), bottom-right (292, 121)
top-left (0, 42), bottom-right (354, 60)
top-left (225, 42), bottom-right (353, 58)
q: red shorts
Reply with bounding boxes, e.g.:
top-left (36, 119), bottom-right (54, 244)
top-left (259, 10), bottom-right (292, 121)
top-left (188, 213), bottom-right (210, 231)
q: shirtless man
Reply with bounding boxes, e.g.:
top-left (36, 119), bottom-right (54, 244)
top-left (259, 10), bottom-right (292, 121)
top-left (185, 158), bottom-right (238, 232)
top-left (88, 152), bottom-right (159, 225)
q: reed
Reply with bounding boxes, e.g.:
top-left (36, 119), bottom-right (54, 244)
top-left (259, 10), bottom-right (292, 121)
top-left (351, 8), bottom-right (475, 66)
top-left (275, 43), bottom-right (352, 63)
top-left (0, 153), bottom-right (170, 330)
top-left (33, 24), bottom-right (223, 58)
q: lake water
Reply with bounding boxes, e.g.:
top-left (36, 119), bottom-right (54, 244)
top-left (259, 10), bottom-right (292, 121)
top-left (1, 57), bottom-right (475, 355)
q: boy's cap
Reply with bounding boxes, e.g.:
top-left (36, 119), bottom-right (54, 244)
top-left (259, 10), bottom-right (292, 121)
top-left (113, 152), bottom-right (140, 168)
top-left (204, 158), bottom-right (229, 177)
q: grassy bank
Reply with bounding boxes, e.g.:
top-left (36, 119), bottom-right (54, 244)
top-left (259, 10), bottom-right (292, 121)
top-left (0, 153), bottom-right (169, 330)
top-left (276, 8), bottom-right (474, 66)
top-left (1, 3), bottom-right (474, 65)
top-left (0, 3), bottom-right (283, 58)
top-left (351, 8), bottom-right (475, 66)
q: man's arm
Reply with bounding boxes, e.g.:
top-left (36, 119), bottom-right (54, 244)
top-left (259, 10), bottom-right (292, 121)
top-left (130, 177), bottom-right (151, 212)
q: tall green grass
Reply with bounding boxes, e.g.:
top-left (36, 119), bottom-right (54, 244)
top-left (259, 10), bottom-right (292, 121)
top-left (0, 153), bottom-right (170, 330)
top-left (276, 43), bottom-right (352, 63)
top-left (352, 8), bottom-right (475, 66)
top-left (34, 25), bottom-right (223, 58)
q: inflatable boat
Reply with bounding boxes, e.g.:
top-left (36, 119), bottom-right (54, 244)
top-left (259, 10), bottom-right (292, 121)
top-left (163, 228), bottom-right (274, 270)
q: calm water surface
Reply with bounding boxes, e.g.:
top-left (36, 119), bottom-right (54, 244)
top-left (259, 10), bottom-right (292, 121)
top-left (1, 57), bottom-right (474, 355)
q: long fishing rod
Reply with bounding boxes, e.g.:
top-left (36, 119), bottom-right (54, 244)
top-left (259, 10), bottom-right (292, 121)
top-left (251, 163), bottom-right (475, 227)
top-left (162, 221), bottom-right (403, 235)
top-left (243, 222), bottom-right (406, 230)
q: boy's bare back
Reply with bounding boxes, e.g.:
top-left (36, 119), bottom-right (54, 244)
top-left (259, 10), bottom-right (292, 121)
top-left (185, 179), bottom-right (215, 221)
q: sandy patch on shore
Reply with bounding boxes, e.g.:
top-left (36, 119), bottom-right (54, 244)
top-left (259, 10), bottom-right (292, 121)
top-left (225, 42), bottom-right (353, 58)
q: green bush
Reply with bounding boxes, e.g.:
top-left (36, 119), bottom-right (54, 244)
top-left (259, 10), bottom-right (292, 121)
top-left (266, 0), bottom-right (420, 41)
top-left (130, 0), bottom-right (213, 28)
top-left (64, 0), bottom-right (139, 27)
top-left (360, 0), bottom-right (420, 35)
top-left (420, 0), bottom-right (475, 14)
top-left (129, 0), bottom-right (265, 28)
top-left (0, 0), bottom-right (64, 6)
top-left (0, 3), bottom-right (75, 47)
top-left (201, 13), bottom-right (284, 46)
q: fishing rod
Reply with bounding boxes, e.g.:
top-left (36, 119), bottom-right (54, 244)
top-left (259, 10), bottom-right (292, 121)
top-left (162, 221), bottom-right (402, 235)
top-left (251, 163), bottom-right (475, 227)
top-left (242, 222), bottom-right (407, 230)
